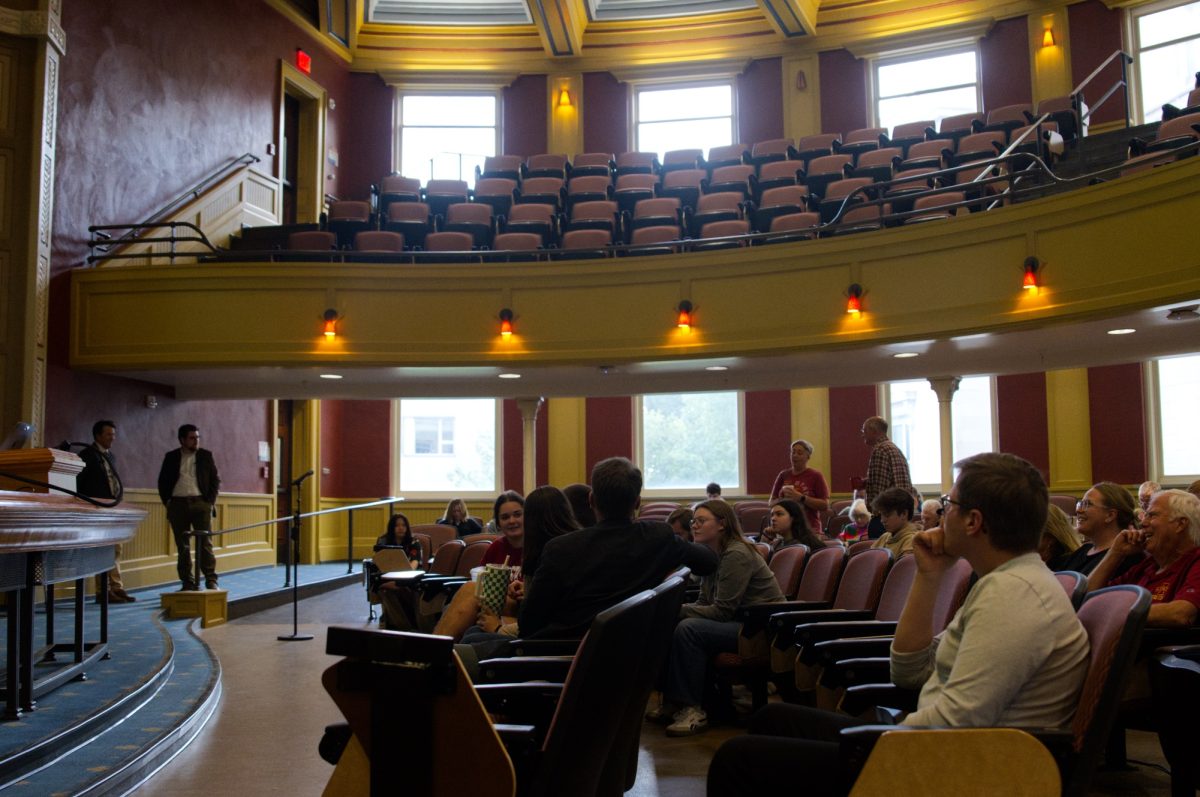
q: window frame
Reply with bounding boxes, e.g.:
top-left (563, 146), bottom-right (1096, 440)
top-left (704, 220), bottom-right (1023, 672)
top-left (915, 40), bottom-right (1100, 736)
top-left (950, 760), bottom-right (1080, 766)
top-left (629, 79), bottom-right (738, 161)
top-left (1145, 353), bottom-right (1200, 483)
top-left (634, 391), bottom-right (747, 498)
top-left (878, 376), bottom-right (998, 496)
top-left (869, 44), bottom-right (983, 130)
top-left (389, 398), bottom-right (503, 500)
top-left (1127, 0), bottom-right (1200, 124)
top-left (392, 89), bottom-right (503, 186)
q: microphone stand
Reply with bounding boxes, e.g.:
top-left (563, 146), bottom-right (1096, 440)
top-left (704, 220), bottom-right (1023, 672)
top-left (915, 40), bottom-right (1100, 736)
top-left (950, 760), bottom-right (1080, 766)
top-left (279, 469), bottom-right (314, 642)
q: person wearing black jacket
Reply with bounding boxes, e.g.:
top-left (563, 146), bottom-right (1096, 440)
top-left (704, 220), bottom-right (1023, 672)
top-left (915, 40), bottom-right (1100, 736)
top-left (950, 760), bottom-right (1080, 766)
top-left (157, 424), bottom-right (221, 591)
top-left (77, 420), bottom-right (135, 603)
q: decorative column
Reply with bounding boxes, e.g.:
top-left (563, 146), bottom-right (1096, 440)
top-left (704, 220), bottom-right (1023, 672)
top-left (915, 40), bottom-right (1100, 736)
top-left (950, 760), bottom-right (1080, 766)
top-left (928, 377), bottom-right (961, 493)
top-left (0, 1), bottom-right (64, 445)
top-left (516, 397), bottom-right (545, 495)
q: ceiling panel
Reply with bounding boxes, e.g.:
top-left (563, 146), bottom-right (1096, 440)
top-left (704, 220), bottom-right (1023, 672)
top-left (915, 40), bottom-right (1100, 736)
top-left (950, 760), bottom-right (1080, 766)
top-left (368, 0), bottom-right (533, 26)
top-left (588, 0), bottom-right (758, 21)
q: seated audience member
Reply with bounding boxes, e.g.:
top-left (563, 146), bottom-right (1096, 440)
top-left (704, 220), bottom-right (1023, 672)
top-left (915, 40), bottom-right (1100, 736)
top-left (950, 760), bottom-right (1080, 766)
top-left (451, 486), bottom-right (582, 673)
top-left (707, 482), bottom-right (723, 500)
top-left (438, 497), bottom-right (483, 537)
top-left (1136, 481), bottom-right (1161, 526)
top-left (707, 453), bottom-right (1089, 797)
top-left (482, 491), bottom-right (525, 567)
top-left (839, 499), bottom-right (871, 543)
top-left (651, 500), bottom-right (785, 736)
top-left (918, 498), bottom-right (942, 530)
top-left (767, 499), bottom-right (828, 554)
top-left (770, 439), bottom-right (831, 536)
top-left (1188, 479), bottom-right (1200, 499)
top-left (373, 513), bottom-right (423, 629)
top-left (1058, 482), bottom-right (1141, 576)
top-left (870, 487), bottom-right (919, 558)
top-left (1087, 489), bottom-right (1200, 629)
top-left (668, 506), bottom-right (695, 542)
top-left (1041, 504), bottom-right (1083, 568)
top-left (518, 457), bottom-right (719, 641)
top-left (563, 482), bottom-right (597, 527)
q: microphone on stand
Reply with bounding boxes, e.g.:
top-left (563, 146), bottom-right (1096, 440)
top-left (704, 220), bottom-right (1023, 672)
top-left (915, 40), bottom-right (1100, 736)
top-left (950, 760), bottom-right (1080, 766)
top-left (291, 469), bottom-right (314, 487)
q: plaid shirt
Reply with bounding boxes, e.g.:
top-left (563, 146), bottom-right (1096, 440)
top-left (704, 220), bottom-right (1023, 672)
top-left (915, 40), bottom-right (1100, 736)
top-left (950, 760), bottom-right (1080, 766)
top-left (865, 437), bottom-right (915, 505)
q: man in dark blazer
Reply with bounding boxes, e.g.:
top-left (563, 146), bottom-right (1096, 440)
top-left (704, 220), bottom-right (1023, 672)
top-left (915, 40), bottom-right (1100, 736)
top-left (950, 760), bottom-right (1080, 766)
top-left (77, 419), bottom-right (135, 602)
top-left (157, 424), bottom-right (221, 591)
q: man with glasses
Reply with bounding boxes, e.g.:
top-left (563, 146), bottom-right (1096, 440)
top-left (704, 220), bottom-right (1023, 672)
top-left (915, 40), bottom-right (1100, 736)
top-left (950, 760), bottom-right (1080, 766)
top-left (1087, 489), bottom-right (1200, 629)
top-left (157, 424), bottom-right (222, 591)
top-left (708, 452), bottom-right (1088, 797)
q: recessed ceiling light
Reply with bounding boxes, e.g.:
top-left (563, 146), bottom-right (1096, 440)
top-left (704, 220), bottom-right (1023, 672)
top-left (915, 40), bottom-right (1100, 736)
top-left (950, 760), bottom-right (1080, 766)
top-left (498, 372), bottom-right (521, 379)
top-left (319, 373), bottom-right (343, 379)
top-left (705, 365), bottom-right (728, 371)
top-left (1167, 304), bottom-right (1199, 321)
top-left (1106, 328), bottom-right (1136, 336)
top-left (893, 352), bottom-right (919, 359)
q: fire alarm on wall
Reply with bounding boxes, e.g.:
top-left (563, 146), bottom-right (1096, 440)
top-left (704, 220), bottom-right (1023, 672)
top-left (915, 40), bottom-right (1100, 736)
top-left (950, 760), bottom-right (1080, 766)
top-left (144, 395), bottom-right (158, 409)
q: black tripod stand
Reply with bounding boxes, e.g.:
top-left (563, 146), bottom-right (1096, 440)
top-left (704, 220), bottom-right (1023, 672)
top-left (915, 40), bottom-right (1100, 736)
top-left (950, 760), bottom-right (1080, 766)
top-left (279, 469), bottom-right (314, 642)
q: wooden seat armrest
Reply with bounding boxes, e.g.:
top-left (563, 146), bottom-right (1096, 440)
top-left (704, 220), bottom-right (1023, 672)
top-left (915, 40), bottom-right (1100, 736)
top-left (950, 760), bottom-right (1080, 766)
top-left (815, 637), bottom-right (894, 670)
top-left (475, 682), bottom-right (564, 738)
top-left (761, 605), bottom-right (840, 648)
top-left (379, 569), bottom-right (425, 582)
top-left (477, 656), bottom-right (574, 684)
top-left (797, 620), bottom-right (897, 663)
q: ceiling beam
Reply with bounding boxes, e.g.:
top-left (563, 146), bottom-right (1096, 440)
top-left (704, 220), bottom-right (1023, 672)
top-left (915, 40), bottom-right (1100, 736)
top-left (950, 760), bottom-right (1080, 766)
top-left (756, 0), bottom-right (817, 38)
top-left (526, 0), bottom-right (589, 57)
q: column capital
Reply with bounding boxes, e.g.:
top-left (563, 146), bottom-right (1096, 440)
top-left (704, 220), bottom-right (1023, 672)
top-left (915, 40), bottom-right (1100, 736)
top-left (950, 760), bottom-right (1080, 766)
top-left (927, 376), bottom-right (962, 403)
top-left (0, 5), bottom-right (67, 55)
top-left (515, 397), bottom-right (546, 422)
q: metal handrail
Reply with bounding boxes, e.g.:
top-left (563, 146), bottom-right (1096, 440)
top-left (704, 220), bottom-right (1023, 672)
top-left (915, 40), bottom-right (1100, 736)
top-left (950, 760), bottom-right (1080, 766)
top-left (87, 221), bottom-right (223, 265)
top-left (88, 152), bottom-right (260, 256)
top-left (192, 495), bottom-right (405, 577)
top-left (1070, 49), bottom-right (1135, 128)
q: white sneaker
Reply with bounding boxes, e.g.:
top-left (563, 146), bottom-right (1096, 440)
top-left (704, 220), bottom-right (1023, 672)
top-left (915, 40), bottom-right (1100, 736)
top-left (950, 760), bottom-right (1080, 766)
top-left (665, 706), bottom-right (708, 737)
top-left (644, 694), bottom-right (674, 723)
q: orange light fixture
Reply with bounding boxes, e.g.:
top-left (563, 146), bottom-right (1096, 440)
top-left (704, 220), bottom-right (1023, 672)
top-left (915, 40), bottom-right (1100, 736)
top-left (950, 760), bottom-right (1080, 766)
top-left (845, 284), bottom-right (863, 316)
top-left (676, 300), bottom-right (694, 330)
top-left (499, 308), bottom-right (514, 337)
top-left (1042, 28), bottom-right (1055, 47)
top-left (1022, 257), bottom-right (1041, 292)
top-left (557, 87), bottom-right (572, 108)
top-left (322, 308), bottom-right (340, 338)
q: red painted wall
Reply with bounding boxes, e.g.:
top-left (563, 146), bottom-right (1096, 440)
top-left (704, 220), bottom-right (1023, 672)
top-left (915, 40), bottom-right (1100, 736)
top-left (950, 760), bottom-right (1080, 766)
top-left (503, 74), bottom-right (548, 156)
top-left (1088, 363), bottom-right (1146, 484)
top-left (980, 16), bottom-right (1033, 111)
top-left (828, 385), bottom-right (877, 494)
top-left (819, 49), bottom-right (868, 135)
top-left (583, 71), bottom-right (628, 155)
top-left (996, 372), bottom-right (1050, 480)
top-left (585, 397), bottom-right (634, 472)
top-left (320, 400), bottom-right (391, 498)
top-left (745, 390), bottom-right (791, 494)
top-left (738, 58), bottom-right (785, 146)
top-left (340, 71), bottom-right (395, 201)
top-left (1068, 0), bottom-right (1127, 126)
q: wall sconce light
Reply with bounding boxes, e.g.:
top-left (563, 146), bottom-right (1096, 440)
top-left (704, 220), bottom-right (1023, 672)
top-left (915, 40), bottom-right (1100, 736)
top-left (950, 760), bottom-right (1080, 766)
top-left (845, 284), bottom-right (864, 316)
top-left (795, 70), bottom-right (807, 91)
top-left (557, 87), bottom-right (572, 108)
top-left (322, 308), bottom-right (340, 338)
top-left (676, 300), bottom-right (694, 330)
top-left (499, 308), bottom-right (515, 337)
top-left (1042, 28), bottom-right (1055, 47)
top-left (1022, 257), bottom-right (1041, 292)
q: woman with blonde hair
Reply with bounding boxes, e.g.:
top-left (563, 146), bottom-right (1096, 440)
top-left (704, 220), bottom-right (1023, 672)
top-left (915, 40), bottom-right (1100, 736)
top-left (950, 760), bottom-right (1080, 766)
top-left (438, 497), bottom-right (483, 537)
top-left (1056, 481), bottom-right (1141, 576)
top-left (650, 500), bottom-right (784, 737)
top-left (1040, 504), bottom-right (1082, 569)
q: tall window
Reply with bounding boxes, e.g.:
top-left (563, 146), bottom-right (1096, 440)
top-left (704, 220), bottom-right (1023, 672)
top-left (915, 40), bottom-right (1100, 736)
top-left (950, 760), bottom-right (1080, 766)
top-left (873, 48), bottom-right (980, 132)
top-left (639, 392), bottom-right (742, 494)
top-left (634, 83), bottom-right (734, 161)
top-left (886, 377), bottom-right (995, 487)
top-left (396, 94), bottom-right (498, 185)
top-left (1153, 353), bottom-right (1200, 478)
top-left (395, 398), bottom-right (498, 495)
top-left (1131, 0), bottom-right (1200, 123)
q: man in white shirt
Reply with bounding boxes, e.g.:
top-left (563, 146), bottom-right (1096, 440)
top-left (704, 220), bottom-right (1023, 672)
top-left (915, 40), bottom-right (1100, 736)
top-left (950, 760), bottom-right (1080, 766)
top-left (157, 424), bottom-right (221, 590)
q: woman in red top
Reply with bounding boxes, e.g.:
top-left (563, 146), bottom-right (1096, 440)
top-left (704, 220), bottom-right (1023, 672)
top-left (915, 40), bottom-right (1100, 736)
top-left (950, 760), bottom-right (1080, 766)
top-left (481, 490), bottom-right (525, 568)
top-left (769, 439), bottom-right (830, 535)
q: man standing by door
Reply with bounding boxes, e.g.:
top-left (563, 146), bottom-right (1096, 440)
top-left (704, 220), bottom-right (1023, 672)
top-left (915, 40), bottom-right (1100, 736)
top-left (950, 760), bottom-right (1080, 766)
top-left (158, 424), bottom-right (221, 591)
top-left (77, 419), bottom-right (135, 603)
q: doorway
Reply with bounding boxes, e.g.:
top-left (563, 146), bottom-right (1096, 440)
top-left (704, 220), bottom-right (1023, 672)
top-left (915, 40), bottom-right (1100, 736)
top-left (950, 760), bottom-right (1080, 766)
top-left (278, 62), bottom-right (327, 224)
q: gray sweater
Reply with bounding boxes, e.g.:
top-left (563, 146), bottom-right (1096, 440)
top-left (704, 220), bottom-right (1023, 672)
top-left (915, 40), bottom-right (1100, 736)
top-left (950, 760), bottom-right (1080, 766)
top-left (681, 542), bottom-right (784, 622)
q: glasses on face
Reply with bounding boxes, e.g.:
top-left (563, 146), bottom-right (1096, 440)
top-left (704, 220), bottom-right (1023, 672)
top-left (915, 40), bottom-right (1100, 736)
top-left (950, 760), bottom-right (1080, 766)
top-left (939, 494), bottom-right (964, 512)
top-left (1075, 500), bottom-right (1108, 512)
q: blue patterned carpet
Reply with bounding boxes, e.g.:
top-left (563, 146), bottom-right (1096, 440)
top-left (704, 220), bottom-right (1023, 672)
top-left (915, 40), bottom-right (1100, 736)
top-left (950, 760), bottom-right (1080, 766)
top-left (0, 563), bottom-right (357, 793)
